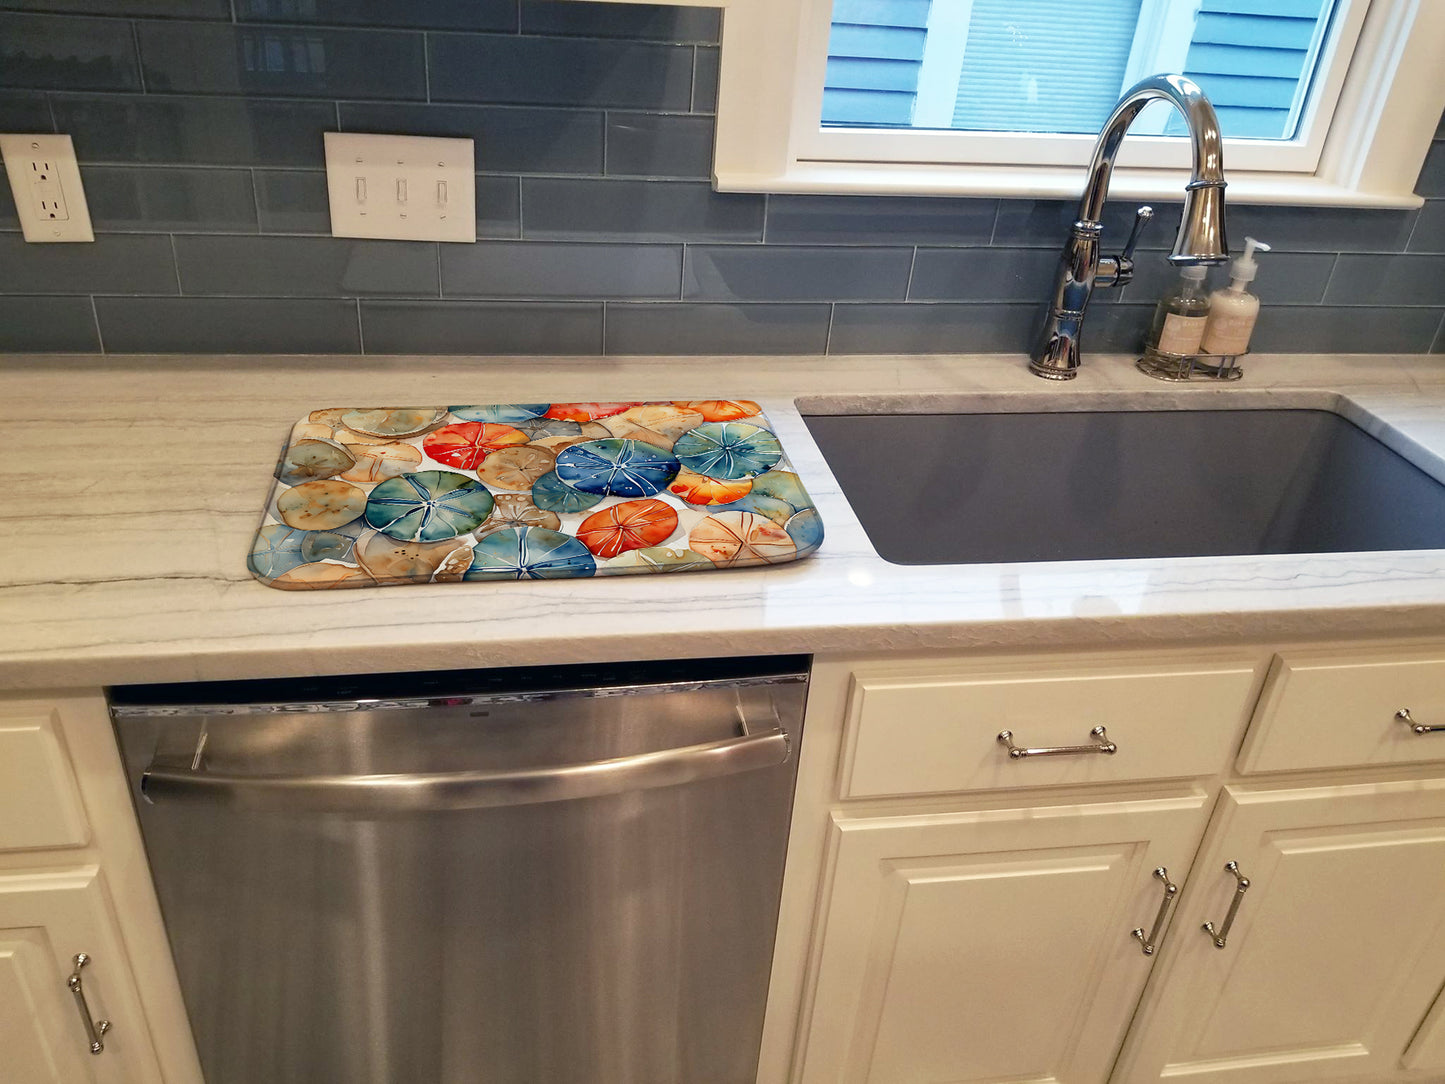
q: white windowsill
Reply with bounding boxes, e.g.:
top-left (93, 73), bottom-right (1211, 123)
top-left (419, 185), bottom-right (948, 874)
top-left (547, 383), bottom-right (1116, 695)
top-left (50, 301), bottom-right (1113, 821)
top-left (714, 163), bottom-right (1426, 208)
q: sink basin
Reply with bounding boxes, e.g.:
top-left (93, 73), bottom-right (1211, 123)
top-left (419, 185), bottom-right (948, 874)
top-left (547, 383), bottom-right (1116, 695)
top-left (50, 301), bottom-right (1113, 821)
top-left (803, 408), bottom-right (1445, 564)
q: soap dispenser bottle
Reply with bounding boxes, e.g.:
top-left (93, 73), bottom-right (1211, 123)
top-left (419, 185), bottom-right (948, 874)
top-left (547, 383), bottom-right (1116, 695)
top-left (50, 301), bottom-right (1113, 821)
top-left (1145, 264), bottom-right (1210, 355)
top-left (1200, 237), bottom-right (1271, 356)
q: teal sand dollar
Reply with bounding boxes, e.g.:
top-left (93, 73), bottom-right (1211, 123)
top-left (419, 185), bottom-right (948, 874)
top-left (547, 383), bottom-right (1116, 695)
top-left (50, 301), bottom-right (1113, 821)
top-left (464, 526), bottom-right (597, 580)
top-left (363, 471), bottom-right (495, 542)
top-left (673, 422), bottom-right (782, 480)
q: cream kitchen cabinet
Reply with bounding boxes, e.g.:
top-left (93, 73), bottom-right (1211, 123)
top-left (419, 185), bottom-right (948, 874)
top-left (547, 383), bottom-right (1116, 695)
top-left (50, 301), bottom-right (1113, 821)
top-left (0, 694), bottom-right (204, 1084)
top-left (793, 792), bottom-right (1212, 1083)
top-left (763, 644), bottom-right (1445, 1084)
top-left (1113, 776), bottom-right (1445, 1083)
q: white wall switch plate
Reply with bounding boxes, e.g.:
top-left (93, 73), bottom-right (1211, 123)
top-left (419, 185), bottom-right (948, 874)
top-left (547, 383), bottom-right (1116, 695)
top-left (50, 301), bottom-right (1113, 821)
top-left (0, 133), bottom-right (94, 243)
top-left (324, 132), bottom-right (476, 243)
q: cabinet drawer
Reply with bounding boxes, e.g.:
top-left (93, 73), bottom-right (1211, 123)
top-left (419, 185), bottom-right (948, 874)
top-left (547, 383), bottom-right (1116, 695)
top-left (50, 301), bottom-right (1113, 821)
top-left (1239, 651), bottom-right (1445, 774)
top-left (841, 662), bottom-right (1259, 798)
top-left (0, 705), bottom-right (88, 850)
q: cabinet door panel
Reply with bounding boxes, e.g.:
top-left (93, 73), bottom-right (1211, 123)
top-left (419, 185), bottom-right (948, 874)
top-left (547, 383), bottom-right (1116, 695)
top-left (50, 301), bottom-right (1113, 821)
top-left (1116, 778), bottom-right (1445, 1083)
top-left (0, 705), bottom-right (88, 850)
top-left (796, 793), bottom-right (1211, 1084)
top-left (0, 866), bottom-right (164, 1084)
top-left (1402, 979), bottom-right (1445, 1073)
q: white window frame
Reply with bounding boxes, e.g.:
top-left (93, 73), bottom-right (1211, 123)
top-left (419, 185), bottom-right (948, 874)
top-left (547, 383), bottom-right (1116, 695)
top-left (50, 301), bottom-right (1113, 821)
top-left (590, 0), bottom-right (1445, 207)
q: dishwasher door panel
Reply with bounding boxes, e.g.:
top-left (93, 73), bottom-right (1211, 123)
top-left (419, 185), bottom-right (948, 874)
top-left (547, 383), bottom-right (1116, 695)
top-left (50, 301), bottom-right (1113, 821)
top-left (114, 666), bottom-right (806, 1084)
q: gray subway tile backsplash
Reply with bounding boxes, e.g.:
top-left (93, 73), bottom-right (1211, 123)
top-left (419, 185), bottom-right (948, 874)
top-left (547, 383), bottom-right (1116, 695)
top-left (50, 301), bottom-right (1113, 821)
top-left (1324, 253), bottom-right (1445, 307)
top-left (909, 247), bottom-right (1060, 302)
top-left (442, 241), bottom-right (682, 299)
top-left (234, 0), bottom-right (518, 32)
top-left (0, 13), bottom-right (141, 92)
top-left (0, 233), bottom-right (177, 294)
top-left (51, 94), bottom-right (337, 166)
top-left (766, 195), bottom-right (998, 246)
top-left (0, 296), bottom-right (100, 351)
top-left (518, 1), bottom-right (720, 43)
top-left (428, 34), bottom-right (692, 111)
top-left (175, 235), bottom-right (439, 297)
top-left (84, 166), bottom-right (258, 232)
top-left (521, 178), bottom-right (764, 242)
top-left (828, 302), bottom-right (1043, 355)
top-left (0, 0), bottom-right (229, 16)
top-left (253, 169), bottom-right (330, 233)
top-left (95, 296), bottom-right (362, 353)
top-left (361, 300), bottom-right (603, 355)
top-left (605, 113), bottom-right (714, 178)
top-left (605, 303), bottom-right (831, 355)
top-left (0, 5), bottom-right (1441, 357)
top-left (0, 90), bottom-right (54, 131)
top-left (137, 21), bottom-right (427, 100)
top-left (340, 103), bottom-right (604, 175)
top-left (1251, 305), bottom-right (1445, 354)
top-left (684, 246), bottom-right (913, 302)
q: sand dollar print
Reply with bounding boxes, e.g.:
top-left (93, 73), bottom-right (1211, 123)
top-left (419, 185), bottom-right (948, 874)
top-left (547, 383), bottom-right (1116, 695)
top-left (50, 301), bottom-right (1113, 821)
top-left (363, 471), bottom-right (495, 543)
top-left (673, 423), bottom-right (782, 481)
top-left (340, 407), bottom-right (448, 439)
top-left (277, 438), bottom-right (355, 484)
top-left (576, 499), bottom-right (678, 559)
top-left (449, 404), bottom-right (548, 424)
top-left (476, 444), bottom-right (556, 491)
top-left (689, 511), bottom-right (796, 567)
top-left (277, 479), bottom-right (367, 531)
top-left (554, 439), bottom-right (679, 498)
top-left (464, 527), bottom-right (596, 580)
top-left (338, 440), bottom-right (423, 484)
top-left (423, 422), bottom-right (528, 470)
top-left (475, 493), bottom-right (561, 537)
top-left (531, 470), bottom-right (605, 514)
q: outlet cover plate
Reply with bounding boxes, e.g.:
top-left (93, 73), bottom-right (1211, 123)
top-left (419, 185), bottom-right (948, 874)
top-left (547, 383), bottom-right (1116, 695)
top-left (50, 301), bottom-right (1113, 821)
top-left (324, 132), bottom-right (476, 243)
top-left (0, 133), bottom-right (94, 243)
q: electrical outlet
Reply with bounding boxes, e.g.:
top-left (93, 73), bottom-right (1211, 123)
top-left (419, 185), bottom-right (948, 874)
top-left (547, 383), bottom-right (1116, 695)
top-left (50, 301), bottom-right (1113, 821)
top-left (0, 133), bottom-right (94, 243)
top-left (323, 132), bottom-right (476, 243)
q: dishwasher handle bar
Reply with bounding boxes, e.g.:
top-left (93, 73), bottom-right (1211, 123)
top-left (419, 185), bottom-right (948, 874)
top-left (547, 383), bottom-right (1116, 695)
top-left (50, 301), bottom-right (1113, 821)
top-left (141, 726), bottom-right (791, 814)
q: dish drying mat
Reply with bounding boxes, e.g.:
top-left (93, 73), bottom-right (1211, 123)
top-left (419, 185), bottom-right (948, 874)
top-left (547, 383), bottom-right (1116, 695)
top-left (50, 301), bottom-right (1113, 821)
top-left (248, 401), bottom-right (823, 589)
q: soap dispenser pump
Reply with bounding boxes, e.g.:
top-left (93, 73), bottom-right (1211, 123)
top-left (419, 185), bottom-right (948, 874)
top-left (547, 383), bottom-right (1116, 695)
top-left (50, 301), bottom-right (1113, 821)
top-left (1200, 236), bottom-right (1271, 356)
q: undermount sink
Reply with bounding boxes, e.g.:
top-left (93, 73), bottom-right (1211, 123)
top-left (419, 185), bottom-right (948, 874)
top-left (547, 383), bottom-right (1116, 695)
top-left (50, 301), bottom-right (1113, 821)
top-left (803, 408), bottom-right (1445, 565)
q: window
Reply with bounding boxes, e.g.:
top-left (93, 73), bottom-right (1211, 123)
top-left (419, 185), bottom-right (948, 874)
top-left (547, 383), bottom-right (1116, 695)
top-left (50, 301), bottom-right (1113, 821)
top-left (661, 0), bottom-right (1445, 206)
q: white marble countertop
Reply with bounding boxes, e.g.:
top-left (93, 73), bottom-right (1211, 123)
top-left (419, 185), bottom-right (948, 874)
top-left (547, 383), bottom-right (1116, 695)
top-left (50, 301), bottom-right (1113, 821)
top-left (5, 350), bottom-right (1445, 691)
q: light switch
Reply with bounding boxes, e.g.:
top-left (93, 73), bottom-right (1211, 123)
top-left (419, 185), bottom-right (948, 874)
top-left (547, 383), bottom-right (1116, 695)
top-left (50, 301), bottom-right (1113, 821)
top-left (324, 132), bottom-right (475, 243)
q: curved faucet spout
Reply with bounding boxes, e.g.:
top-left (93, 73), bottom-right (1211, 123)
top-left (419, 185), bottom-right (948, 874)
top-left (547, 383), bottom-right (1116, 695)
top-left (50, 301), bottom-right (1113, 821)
top-left (1030, 74), bottom-right (1229, 381)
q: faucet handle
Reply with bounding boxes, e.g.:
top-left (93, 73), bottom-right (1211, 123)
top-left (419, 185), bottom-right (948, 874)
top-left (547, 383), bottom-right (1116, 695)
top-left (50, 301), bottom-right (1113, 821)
top-left (1121, 205), bottom-right (1154, 262)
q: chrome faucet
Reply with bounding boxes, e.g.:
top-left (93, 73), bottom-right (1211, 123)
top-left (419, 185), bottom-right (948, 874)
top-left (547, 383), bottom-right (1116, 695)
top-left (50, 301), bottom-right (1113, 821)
top-left (1030, 74), bottom-right (1230, 380)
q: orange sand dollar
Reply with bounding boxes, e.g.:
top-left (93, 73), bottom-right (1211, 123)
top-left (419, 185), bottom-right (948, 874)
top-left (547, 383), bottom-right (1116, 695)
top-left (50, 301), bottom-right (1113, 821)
top-left (423, 422), bottom-right (528, 470)
top-left (672, 400), bottom-right (761, 422)
top-left (543, 402), bottom-right (642, 422)
top-left (689, 511), bottom-right (796, 566)
top-left (576, 499), bottom-right (678, 558)
top-left (666, 468), bottom-right (752, 506)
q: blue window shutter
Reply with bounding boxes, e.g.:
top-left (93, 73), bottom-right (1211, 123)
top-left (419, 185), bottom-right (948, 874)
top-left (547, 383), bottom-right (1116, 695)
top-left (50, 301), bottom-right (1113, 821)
top-left (951, 0), bottom-right (1143, 134)
top-left (1171, 0), bottom-right (1331, 139)
top-left (823, 0), bottom-right (931, 127)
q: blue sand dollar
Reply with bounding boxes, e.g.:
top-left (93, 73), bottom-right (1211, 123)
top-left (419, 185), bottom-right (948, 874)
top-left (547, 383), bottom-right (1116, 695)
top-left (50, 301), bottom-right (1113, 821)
top-left (531, 470), bottom-right (604, 514)
top-left (784, 506), bottom-right (824, 555)
top-left (673, 422), bottom-right (782, 481)
top-left (249, 524), bottom-right (308, 579)
top-left (554, 439), bottom-right (679, 498)
top-left (364, 471), bottom-right (495, 542)
top-left (725, 493), bottom-right (794, 526)
top-left (449, 404), bottom-right (549, 424)
top-left (464, 527), bottom-right (596, 580)
top-left (748, 469), bottom-right (812, 511)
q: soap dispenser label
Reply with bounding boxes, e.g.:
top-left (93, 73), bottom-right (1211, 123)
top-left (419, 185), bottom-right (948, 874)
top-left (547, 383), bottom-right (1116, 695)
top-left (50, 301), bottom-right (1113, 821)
top-left (1157, 312), bottom-right (1207, 354)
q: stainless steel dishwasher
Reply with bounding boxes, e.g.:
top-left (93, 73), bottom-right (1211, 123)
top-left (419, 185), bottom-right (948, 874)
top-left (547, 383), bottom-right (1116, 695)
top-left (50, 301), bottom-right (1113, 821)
top-left (110, 656), bottom-right (809, 1084)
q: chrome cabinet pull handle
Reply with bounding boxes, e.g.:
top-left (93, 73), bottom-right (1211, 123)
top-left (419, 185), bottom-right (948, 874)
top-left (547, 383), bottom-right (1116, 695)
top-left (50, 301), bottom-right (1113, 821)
top-left (1130, 867), bottom-right (1179, 956)
top-left (1396, 709), bottom-right (1445, 735)
top-left (1201, 861), bottom-right (1251, 949)
top-left (66, 953), bottom-right (111, 1055)
top-left (996, 725), bottom-right (1117, 759)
